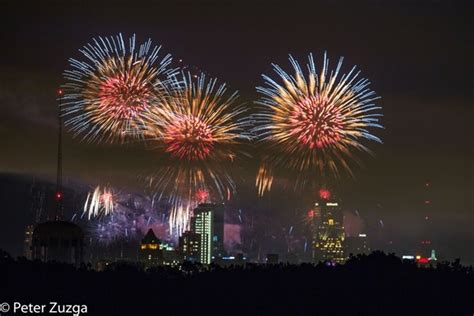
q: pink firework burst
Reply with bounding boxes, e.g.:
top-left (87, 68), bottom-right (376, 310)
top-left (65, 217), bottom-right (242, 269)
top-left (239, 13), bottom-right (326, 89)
top-left (97, 73), bottom-right (152, 120)
top-left (195, 189), bottom-right (210, 203)
top-left (290, 95), bottom-right (343, 149)
top-left (163, 114), bottom-right (215, 160)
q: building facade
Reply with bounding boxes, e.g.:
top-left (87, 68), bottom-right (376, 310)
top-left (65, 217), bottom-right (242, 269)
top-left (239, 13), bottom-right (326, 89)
top-left (312, 190), bottom-right (346, 264)
top-left (192, 203), bottom-right (225, 258)
top-left (139, 228), bottom-right (163, 265)
top-left (179, 231), bottom-right (201, 263)
top-left (345, 233), bottom-right (371, 257)
top-left (191, 206), bottom-right (213, 264)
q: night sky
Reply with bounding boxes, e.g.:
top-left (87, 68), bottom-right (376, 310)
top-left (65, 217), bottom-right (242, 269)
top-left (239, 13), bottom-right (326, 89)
top-left (0, 1), bottom-right (472, 262)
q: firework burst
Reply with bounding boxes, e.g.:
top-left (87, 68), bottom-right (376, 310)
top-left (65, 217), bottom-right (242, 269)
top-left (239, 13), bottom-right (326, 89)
top-left (255, 52), bottom-right (383, 195)
top-left (83, 186), bottom-right (116, 219)
top-left (62, 33), bottom-right (176, 143)
top-left (195, 188), bottom-right (210, 203)
top-left (145, 72), bottom-right (251, 236)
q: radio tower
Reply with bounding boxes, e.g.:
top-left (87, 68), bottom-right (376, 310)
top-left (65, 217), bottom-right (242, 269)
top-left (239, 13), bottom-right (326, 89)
top-left (30, 89), bottom-right (84, 266)
top-left (54, 89), bottom-right (64, 220)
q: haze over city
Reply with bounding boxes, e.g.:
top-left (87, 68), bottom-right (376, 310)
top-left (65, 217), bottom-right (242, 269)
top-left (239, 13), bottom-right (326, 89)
top-left (0, 1), bottom-right (472, 315)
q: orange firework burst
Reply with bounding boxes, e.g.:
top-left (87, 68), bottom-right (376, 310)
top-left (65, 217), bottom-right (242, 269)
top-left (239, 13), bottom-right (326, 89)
top-left (163, 114), bottom-right (215, 160)
top-left (255, 52), bottom-right (383, 195)
top-left (145, 72), bottom-right (251, 236)
top-left (63, 33), bottom-right (175, 143)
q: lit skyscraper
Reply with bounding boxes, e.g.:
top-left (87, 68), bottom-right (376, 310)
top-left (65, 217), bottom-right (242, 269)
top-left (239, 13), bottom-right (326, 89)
top-left (193, 203), bottom-right (225, 258)
top-left (312, 189), bottom-right (346, 264)
top-left (191, 205), bottom-right (213, 264)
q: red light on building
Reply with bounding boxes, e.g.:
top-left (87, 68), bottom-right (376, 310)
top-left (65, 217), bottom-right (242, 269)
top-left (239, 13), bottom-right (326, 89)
top-left (319, 189), bottom-right (331, 200)
top-left (307, 210), bottom-right (315, 219)
top-left (57, 89), bottom-right (63, 96)
top-left (417, 257), bottom-right (429, 264)
top-left (55, 191), bottom-right (63, 200)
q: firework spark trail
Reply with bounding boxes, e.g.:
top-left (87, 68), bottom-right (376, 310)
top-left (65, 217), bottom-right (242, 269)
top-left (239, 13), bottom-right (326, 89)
top-left (83, 186), bottom-right (115, 219)
top-left (256, 164), bottom-right (273, 196)
top-left (145, 72), bottom-right (251, 236)
top-left (168, 203), bottom-right (192, 237)
top-left (62, 33), bottom-right (176, 143)
top-left (255, 52), bottom-right (383, 195)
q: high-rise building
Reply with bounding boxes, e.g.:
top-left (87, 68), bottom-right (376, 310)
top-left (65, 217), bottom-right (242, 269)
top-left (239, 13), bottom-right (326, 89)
top-left (179, 231), bottom-right (201, 263)
top-left (191, 205), bottom-right (213, 264)
top-left (312, 189), bottom-right (346, 264)
top-left (23, 225), bottom-right (34, 259)
top-left (345, 233), bottom-right (371, 257)
top-left (193, 203), bottom-right (225, 258)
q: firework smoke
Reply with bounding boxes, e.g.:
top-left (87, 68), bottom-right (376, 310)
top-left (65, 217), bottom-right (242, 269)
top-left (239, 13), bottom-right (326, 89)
top-left (87, 192), bottom-right (170, 244)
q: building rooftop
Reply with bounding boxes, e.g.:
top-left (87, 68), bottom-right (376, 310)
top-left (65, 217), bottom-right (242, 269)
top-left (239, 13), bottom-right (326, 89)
top-left (141, 228), bottom-right (160, 245)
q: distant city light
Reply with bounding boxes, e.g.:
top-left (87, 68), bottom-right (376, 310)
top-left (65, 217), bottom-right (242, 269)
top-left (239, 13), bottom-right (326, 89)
top-left (55, 191), bottom-right (62, 200)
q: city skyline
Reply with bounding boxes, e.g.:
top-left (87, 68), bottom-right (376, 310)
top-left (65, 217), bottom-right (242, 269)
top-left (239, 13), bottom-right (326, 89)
top-left (0, 1), bottom-right (472, 315)
top-left (0, 1), bottom-right (472, 263)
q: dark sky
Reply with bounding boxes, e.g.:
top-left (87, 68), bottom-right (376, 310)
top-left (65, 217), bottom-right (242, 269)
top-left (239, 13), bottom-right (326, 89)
top-left (0, 0), bottom-right (472, 262)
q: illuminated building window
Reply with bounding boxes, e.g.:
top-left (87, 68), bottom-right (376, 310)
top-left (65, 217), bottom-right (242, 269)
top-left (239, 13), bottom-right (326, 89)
top-left (328, 219), bottom-right (334, 225)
